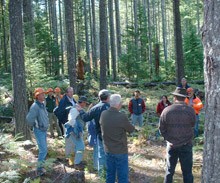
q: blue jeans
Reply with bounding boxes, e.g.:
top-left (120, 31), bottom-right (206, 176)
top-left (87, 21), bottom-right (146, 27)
top-left (194, 115), bottom-right (199, 137)
top-left (34, 127), bottom-right (47, 170)
top-left (71, 135), bottom-right (85, 164)
top-left (165, 144), bottom-right (193, 183)
top-left (97, 135), bottom-right (106, 177)
top-left (106, 153), bottom-right (129, 183)
top-left (131, 114), bottom-right (143, 127)
top-left (93, 143), bottom-right (98, 170)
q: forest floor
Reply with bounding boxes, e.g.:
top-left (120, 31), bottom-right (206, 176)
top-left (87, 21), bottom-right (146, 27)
top-left (0, 124), bottom-right (203, 183)
top-left (0, 84), bottom-right (204, 183)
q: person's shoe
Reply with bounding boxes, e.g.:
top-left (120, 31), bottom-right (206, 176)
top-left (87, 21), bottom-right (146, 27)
top-left (37, 168), bottom-right (46, 176)
top-left (81, 160), bottom-right (87, 166)
top-left (68, 157), bottom-right (74, 166)
top-left (74, 162), bottom-right (85, 170)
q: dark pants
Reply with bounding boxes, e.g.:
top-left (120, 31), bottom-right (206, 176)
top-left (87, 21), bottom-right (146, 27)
top-left (106, 153), bottom-right (129, 183)
top-left (164, 144), bottom-right (193, 183)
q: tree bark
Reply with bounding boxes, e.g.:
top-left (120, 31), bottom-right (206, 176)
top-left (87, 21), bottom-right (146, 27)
top-left (58, 0), bottom-right (64, 74)
top-left (1, 0), bottom-right (8, 72)
top-left (154, 43), bottom-right (160, 76)
top-left (99, 0), bottom-right (107, 89)
top-left (9, 0), bottom-right (30, 140)
top-left (50, 0), bottom-right (59, 75)
top-left (115, 0), bottom-right (122, 58)
top-left (64, 0), bottom-right (77, 90)
top-left (91, 0), bottom-right (97, 76)
top-left (83, 0), bottom-right (90, 73)
top-left (133, 0), bottom-right (138, 49)
top-left (23, 0), bottom-right (35, 47)
top-left (173, 0), bottom-right (184, 85)
top-left (161, 0), bottom-right (167, 62)
top-left (108, 0), bottom-right (117, 80)
top-left (147, 0), bottom-right (152, 75)
top-left (202, 1), bottom-right (220, 182)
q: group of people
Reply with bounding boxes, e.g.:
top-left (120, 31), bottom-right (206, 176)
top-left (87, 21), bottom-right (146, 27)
top-left (26, 77), bottom-right (203, 183)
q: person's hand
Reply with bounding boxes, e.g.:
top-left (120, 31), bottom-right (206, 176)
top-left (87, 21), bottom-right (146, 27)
top-left (76, 105), bottom-right (82, 111)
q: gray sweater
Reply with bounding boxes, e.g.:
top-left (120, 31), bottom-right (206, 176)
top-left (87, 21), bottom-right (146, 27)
top-left (26, 101), bottom-right (49, 131)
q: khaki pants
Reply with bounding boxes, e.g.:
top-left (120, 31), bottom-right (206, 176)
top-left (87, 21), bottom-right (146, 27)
top-left (48, 112), bottom-right (62, 137)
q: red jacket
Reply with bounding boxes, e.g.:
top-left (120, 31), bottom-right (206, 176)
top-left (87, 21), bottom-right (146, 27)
top-left (156, 100), bottom-right (171, 115)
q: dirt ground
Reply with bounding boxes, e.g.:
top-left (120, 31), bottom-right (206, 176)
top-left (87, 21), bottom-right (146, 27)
top-left (0, 130), bottom-right (203, 183)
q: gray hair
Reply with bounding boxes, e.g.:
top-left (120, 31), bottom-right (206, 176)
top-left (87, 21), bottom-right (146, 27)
top-left (110, 94), bottom-right (121, 107)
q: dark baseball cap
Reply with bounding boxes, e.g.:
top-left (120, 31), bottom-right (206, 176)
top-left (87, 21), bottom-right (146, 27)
top-left (78, 96), bottom-right (89, 104)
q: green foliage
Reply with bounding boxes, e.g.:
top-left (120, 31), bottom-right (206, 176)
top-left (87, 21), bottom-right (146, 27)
top-left (0, 171), bottom-right (21, 183)
top-left (183, 23), bottom-right (203, 80)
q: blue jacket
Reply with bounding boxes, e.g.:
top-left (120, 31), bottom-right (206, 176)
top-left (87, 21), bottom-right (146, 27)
top-left (178, 83), bottom-right (190, 89)
top-left (64, 119), bottom-right (83, 138)
top-left (26, 101), bottom-right (49, 131)
top-left (79, 101), bottom-right (110, 137)
top-left (55, 95), bottom-right (76, 124)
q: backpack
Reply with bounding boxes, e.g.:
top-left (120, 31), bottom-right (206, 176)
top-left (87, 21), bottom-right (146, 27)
top-left (87, 120), bottom-right (97, 147)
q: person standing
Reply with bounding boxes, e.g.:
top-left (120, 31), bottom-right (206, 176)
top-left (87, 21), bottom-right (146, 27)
top-left (55, 87), bottom-right (77, 136)
top-left (156, 95), bottom-right (171, 138)
top-left (156, 95), bottom-right (172, 116)
top-left (65, 96), bottom-right (88, 167)
top-left (185, 87), bottom-right (203, 137)
top-left (26, 88), bottom-right (49, 176)
top-left (159, 87), bottom-right (196, 183)
top-left (64, 107), bottom-right (85, 170)
top-left (77, 89), bottom-right (110, 177)
top-left (45, 88), bottom-right (61, 138)
top-left (128, 90), bottom-right (146, 127)
top-left (54, 87), bottom-right (63, 106)
top-left (100, 94), bottom-right (135, 183)
top-left (178, 78), bottom-right (190, 89)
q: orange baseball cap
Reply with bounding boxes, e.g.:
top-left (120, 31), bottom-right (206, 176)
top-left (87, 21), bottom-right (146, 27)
top-left (187, 88), bottom-right (193, 93)
top-left (46, 88), bottom-right (54, 93)
top-left (34, 88), bottom-right (45, 98)
top-left (54, 87), bottom-right (61, 93)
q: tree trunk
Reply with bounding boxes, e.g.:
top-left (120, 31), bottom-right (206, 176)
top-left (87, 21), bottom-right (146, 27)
top-left (58, 0), bottom-right (64, 74)
top-left (147, 0), bottom-right (152, 75)
top-left (23, 0), bottom-right (35, 47)
top-left (1, 0), bottom-right (8, 72)
top-left (173, 0), bottom-right (184, 85)
top-left (108, 0), bottom-right (117, 80)
top-left (133, 0), bottom-right (138, 49)
top-left (89, 0), bottom-right (93, 72)
top-left (99, 0), bottom-right (107, 89)
top-left (9, 0), bottom-right (30, 140)
top-left (50, 0), bottom-right (59, 75)
top-left (196, 0), bottom-right (200, 34)
top-left (161, 0), bottom-right (167, 62)
top-left (106, 12), bottom-right (110, 76)
top-left (91, 0), bottom-right (97, 76)
top-left (83, 0), bottom-right (90, 73)
top-left (115, 0), bottom-right (122, 58)
top-left (64, 0), bottom-right (77, 90)
top-left (202, 1), bottom-right (220, 182)
top-left (154, 43), bottom-right (160, 76)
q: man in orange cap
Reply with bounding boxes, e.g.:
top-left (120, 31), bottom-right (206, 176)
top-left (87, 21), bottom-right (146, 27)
top-left (54, 87), bottom-right (63, 106)
top-left (185, 87), bottom-right (203, 137)
top-left (45, 88), bottom-right (62, 138)
top-left (26, 88), bottom-right (49, 176)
